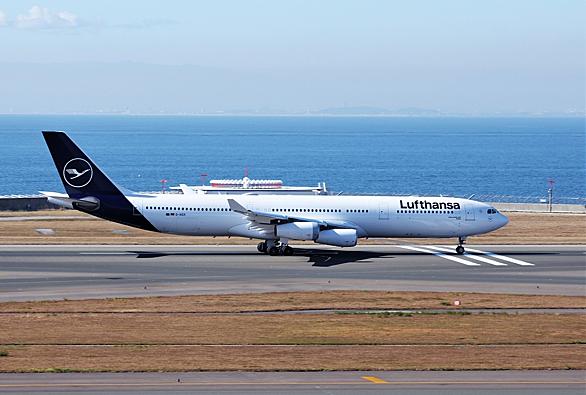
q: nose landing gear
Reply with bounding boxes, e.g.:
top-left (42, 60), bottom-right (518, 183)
top-left (456, 237), bottom-right (466, 255)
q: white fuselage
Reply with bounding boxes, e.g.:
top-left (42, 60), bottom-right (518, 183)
top-left (128, 194), bottom-right (508, 241)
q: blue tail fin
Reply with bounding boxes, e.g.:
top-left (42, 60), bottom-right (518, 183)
top-left (43, 131), bottom-right (124, 199)
top-left (42, 131), bottom-right (157, 231)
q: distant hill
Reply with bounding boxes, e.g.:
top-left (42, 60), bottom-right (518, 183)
top-left (316, 106), bottom-right (392, 115)
top-left (316, 106), bottom-right (442, 116)
top-left (393, 107), bottom-right (443, 116)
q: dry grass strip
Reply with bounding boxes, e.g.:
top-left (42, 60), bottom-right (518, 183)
top-left (0, 345), bottom-right (583, 372)
top-left (0, 211), bottom-right (584, 244)
top-left (1, 313), bottom-right (583, 346)
top-left (1, 291), bottom-right (583, 372)
top-left (1, 291), bottom-right (584, 313)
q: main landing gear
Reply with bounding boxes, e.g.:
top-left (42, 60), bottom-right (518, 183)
top-left (257, 240), bottom-right (294, 256)
top-left (456, 237), bottom-right (466, 255)
top-left (257, 241), bottom-right (268, 253)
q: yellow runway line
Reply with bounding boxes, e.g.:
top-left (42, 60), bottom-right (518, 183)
top-left (361, 376), bottom-right (389, 384)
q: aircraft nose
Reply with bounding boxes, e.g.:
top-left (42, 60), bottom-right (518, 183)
top-left (498, 213), bottom-right (509, 228)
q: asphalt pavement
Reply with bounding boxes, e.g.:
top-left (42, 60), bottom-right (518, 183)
top-left (0, 244), bottom-right (584, 301)
top-left (0, 370), bottom-right (584, 394)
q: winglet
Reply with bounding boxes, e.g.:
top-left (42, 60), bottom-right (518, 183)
top-left (227, 198), bottom-right (248, 214)
top-left (179, 184), bottom-right (196, 195)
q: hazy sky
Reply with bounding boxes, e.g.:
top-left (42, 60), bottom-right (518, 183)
top-left (0, 1), bottom-right (584, 114)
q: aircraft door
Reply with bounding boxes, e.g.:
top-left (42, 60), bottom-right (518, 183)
top-left (378, 202), bottom-right (389, 220)
top-left (464, 205), bottom-right (476, 221)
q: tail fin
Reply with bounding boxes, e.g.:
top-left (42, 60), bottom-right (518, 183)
top-left (42, 131), bottom-right (124, 199)
top-left (42, 131), bottom-right (157, 232)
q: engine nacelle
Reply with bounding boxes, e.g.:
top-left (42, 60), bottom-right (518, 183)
top-left (275, 222), bottom-right (319, 240)
top-left (315, 228), bottom-right (357, 247)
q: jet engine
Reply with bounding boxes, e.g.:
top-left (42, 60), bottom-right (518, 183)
top-left (275, 222), bottom-right (319, 240)
top-left (315, 229), bottom-right (357, 247)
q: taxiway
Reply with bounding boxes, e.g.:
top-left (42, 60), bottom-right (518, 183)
top-left (0, 370), bottom-right (584, 394)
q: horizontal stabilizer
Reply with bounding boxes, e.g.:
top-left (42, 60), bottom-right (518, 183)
top-left (40, 191), bottom-right (100, 211)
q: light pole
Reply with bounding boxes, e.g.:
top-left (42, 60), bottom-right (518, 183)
top-left (547, 179), bottom-right (555, 213)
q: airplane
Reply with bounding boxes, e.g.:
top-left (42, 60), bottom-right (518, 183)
top-left (41, 131), bottom-right (509, 256)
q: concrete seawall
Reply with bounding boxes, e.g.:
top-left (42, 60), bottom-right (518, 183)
top-left (0, 196), bottom-right (58, 211)
top-left (492, 202), bottom-right (586, 214)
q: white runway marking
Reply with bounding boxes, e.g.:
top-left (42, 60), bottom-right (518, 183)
top-left (425, 246), bottom-right (508, 266)
top-left (396, 245), bottom-right (480, 266)
top-left (453, 247), bottom-right (535, 266)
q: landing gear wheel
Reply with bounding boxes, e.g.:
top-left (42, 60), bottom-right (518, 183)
top-left (268, 246), bottom-right (280, 256)
top-left (283, 246), bottom-right (294, 256)
top-left (257, 242), bottom-right (267, 253)
top-left (456, 245), bottom-right (465, 255)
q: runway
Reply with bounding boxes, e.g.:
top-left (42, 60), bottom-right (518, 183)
top-left (0, 244), bottom-right (584, 300)
top-left (0, 370), bottom-right (584, 394)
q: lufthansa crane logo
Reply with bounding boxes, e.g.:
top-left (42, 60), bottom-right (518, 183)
top-left (63, 158), bottom-right (93, 188)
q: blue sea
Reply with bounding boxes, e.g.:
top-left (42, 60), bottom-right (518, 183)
top-left (0, 115), bottom-right (584, 201)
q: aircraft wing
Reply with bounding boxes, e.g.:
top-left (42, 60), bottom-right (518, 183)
top-left (227, 198), bottom-right (358, 230)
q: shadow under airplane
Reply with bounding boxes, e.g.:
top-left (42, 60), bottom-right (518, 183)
top-left (128, 248), bottom-right (396, 267)
top-left (127, 248), bottom-right (556, 267)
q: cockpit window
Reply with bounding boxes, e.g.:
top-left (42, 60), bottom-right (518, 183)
top-left (487, 208), bottom-right (497, 214)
